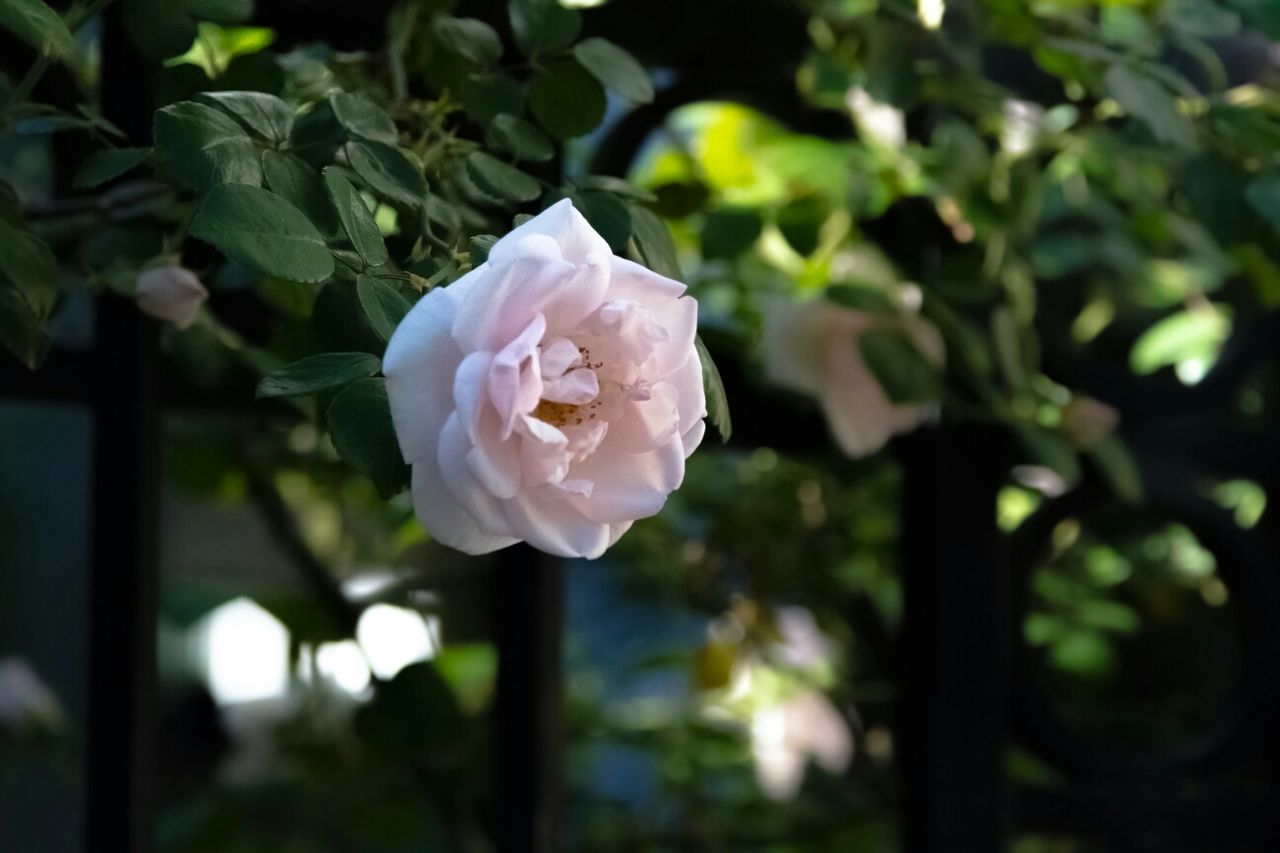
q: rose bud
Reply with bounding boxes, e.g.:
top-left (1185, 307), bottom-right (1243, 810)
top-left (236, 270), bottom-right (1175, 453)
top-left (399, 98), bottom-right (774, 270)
top-left (384, 200), bottom-right (706, 559)
top-left (134, 264), bottom-right (208, 330)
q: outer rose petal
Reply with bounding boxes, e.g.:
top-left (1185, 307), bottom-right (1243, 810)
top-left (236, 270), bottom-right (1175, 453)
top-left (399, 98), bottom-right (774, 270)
top-left (605, 257), bottom-right (697, 379)
top-left (488, 198), bottom-right (612, 268)
top-left (569, 433), bottom-right (686, 524)
top-left (666, 350), bottom-right (707, 436)
top-left (135, 265), bottom-right (208, 329)
top-left (505, 487), bottom-right (611, 559)
top-left (385, 282), bottom-right (518, 554)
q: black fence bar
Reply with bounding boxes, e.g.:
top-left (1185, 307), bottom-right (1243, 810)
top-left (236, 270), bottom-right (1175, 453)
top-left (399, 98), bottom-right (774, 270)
top-left (494, 547), bottom-right (564, 852)
top-left (899, 425), bottom-right (1011, 852)
top-left (83, 297), bottom-right (160, 852)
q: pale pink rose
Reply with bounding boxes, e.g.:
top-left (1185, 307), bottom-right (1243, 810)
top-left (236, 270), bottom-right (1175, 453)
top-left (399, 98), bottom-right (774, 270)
top-left (135, 264), bottom-right (208, 329)
top-left (752, 688), bottom-right (853, 800)
top-left (762, 294), bottom-right (944, 458)
top-left (384, 200), bottom-right (706, 559)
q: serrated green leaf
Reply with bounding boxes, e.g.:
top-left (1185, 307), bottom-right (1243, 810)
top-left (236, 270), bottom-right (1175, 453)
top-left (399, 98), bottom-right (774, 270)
top-left (0, 0), bottom-right (73, 58)
top-left (696, 336), bottom-right (731, 443)
top-left (859, 329), bottom-right (942, 404)
top-left (73, 147), bottom-right (149, 189)
top-left (628, 205), bottom-right (680, 279)
top-left (530, 60), bottom-right (606, 139)
top-left (197, 91), bottom-right (294, 145)
top-left (573, 37), bottom-right (654, 104)
top-left (509, 0), bottom-right (581, 57)
top-left (256, 351), bottom-right (381, 398)
top-left (486, 114), bottom-right (553, 162)
top-left (324, 168), bottom-right (389, 269)
top-left (153, 101), bottom-right (262, 190)
top-left (327, 377), bottom-right (410, 498)
top-left (466, 152), bottom-right (542, 203)
top-left (576, 175), bottom-right (656, 202)
top-left (356, 274), bottom-right (412, 341)
top-left (262, 150), bottom-right (339, 236)
top-left (330, 91), bottom-right (398, 144)
top-left (190, 184), bottom-right (335, 283)
top-left (346, 140), bottom-right (428, 209)
top-left (433, 15), bottom-right (502, 65)
top-left (0, 220), bottom-right (57, 320)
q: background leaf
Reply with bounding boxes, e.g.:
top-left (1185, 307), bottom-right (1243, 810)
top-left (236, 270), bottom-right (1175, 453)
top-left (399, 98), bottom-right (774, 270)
top-left (325, 168), bottom-right (390, 269)
top-left (530, 60), bottom-right (606, 139)
top-left (696, 336), bottom-right (732, 443)
top-left (197, 91), bottom-right (294, 145)
top-left (153, 101), bottom-right (263, 190)
top-left (355, 274), bottom-right (412, 341)
top-left (573, 37), bottom-right (654, 104)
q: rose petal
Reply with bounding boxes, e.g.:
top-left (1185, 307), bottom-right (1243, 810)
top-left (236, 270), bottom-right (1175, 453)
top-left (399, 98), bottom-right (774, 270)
top-left (568, 433), bottom-right (685, 524)
top-left (607, 381), bottom-right (681, 453)
top-left (487, 313), bottom-right (547, 438)
top-left (438, 412), bottom-right (519, 537)
top-left (489, 198), bottom-right (612, 268)
top-left (505, 486), bottom-right (612, 559)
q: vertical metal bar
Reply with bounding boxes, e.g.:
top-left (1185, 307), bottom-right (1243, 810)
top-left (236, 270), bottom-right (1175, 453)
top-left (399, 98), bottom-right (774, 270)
top-left (898, 425), bottom-right (1010, 852)
top-left (84, 13), bottom-right (159, 851)
top-left (84, 297), bottom-right (159, 853)
top-left (494, 547), bottom-right (564, 853)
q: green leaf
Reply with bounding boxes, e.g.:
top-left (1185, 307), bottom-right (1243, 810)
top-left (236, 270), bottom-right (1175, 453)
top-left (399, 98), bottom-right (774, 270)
top-left (0, 220), bottom-right (57, 319)
top-left (529, 60), bottom-right (606, 139)
top-left (346, 140), bottom-right (428, 209)
top-left (465, 152), bottom-right (542, 203)
top-left (0, 0), bottom-right (73, 58)
top-left (152, 101), bottom-right (262, 191)
top-left (825, 285), bottom-right (896, 315)
top-left (188, 0), bottom-right (253, 23)
top-left (1104, 64), bottom-right (1196, 150)
top-left (576, 175), bottom-right (656, 202)
top-left (326, 377), bottom-right (410, 498)
top-left (1091, 435), bottom-right (1143, 505)
top-left (573, 37), bottom-right (654, 104)
top-left (0, 286), bottom-right (50, 369)
top-left (196, 91), bottom-right (294, 145)
top-left (460, 73), bottom-right (526, 126)
top-left (190, 184), bottom-right (335, 283)
top-left (1162, 0), bottom-right (1240, 38)
top-left (700, 207), bottom-right (762, 259)
top-left (695, 336), bottom-right (731, 443)
top-left (324, 168), bottom-right (389, 269)
top-left (262, 150), bottom-right (339, 236)
top-left (433, 15), bottom-right (503, 65)
top-left (1246, 172), bottom-right (1280, 232)
top-left (573, 190), bottom-right (632, 254)
top-left (486, 114), bottom-right (553, 162)
top-left (858, 329), bottom-right (942, 404)
top-left (330, 91), bottom-right (399, 144)
top-left (1129, 307), bottom-right (1229, 376)
top-left (470, 234), bottom-right (498, 265)
top-left (509, 0), bottom-right (581, 57)
top-left (355, 274), bottom-right (412, 341)
top-left (628, 205), bottom-right (681, 279)
top-left (256, 351), bottom-right (381, 398)
top-left (73, 147), bottom-right (149, 189)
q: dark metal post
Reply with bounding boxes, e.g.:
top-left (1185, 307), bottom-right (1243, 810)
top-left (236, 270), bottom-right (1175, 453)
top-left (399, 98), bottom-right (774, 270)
top-left (898, 425), bottom-right (1010, 852)
top-left (494, 547), bottom-right (564, 852)
top-left (83, 298), bottom-right (160, 852)
top-left (84, 12), bottom-right (160, 848)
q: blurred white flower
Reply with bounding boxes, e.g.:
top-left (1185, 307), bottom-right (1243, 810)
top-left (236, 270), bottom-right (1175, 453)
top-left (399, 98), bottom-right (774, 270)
top-left (1001, 99), bottom-right (1044, 157)
top-left (762, 294), bottom-right (944, 458)
top-left (846, 87), bottom-right (906, 150)
top-left (0, 657), bottom-right (65, 734)
top-left (135, 264), bottom-right (208, 329)
top-left (773, 606), bottom-right (835, 670)
top-left (752, 688), bottom-right (853, 799)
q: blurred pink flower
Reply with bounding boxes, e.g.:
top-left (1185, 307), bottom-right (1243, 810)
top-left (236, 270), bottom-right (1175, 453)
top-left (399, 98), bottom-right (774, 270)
top-left (135, 264), bottom-right (208, 329)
